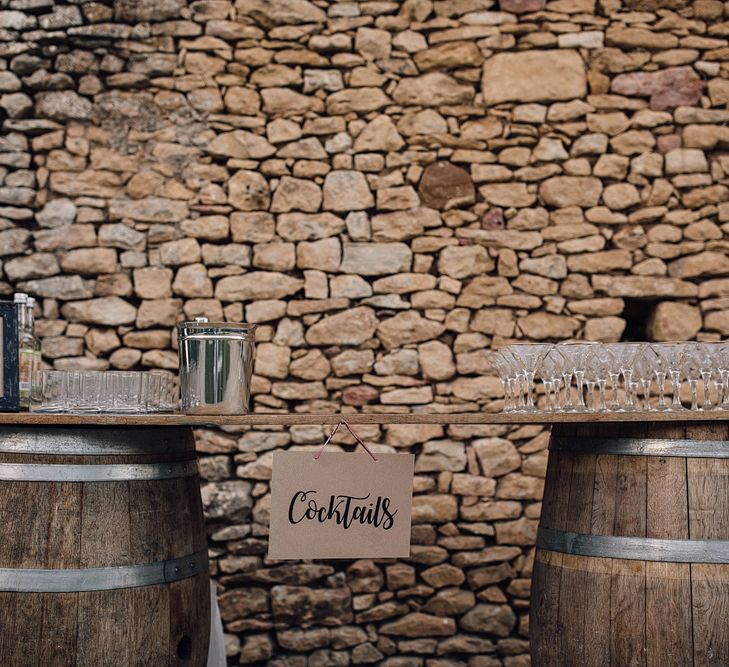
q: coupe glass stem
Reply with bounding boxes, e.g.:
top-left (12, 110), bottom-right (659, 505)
top-left (516, 374), bottom-right (526, 410)
top-left (525, 371), bottom-right (536, 410)
top-left (655, 371), bottom-right (667, 409)
top-left (552, 377), bottom-right (562, 412)
top-left (641, 379), bottom-right (651, 411)
top-left (689, 379), bottom-right (699, 411)
top-left (701, 371), bottom-right (712, 410)
top-left (715, 381), bottom-right (724, 411)
top-left (574, 370), bottom-right (586, 409)
top-left (597, 379), bottom-right (607, 411)
top-left (542, 380), bottom-right (553, 411)
top-left (562, 372), bottom-right (573, 409)
top-left (609, 373), bottom-right (620, 410)
top-left (585, 380), bottom-right (595, 411)
top-left (626, 380), bottom-right (637, 410)
top-left (669, 370), bottom-right (682, 410)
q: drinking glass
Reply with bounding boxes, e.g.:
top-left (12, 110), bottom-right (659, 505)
top-left (30, 370), bottom-right (66, 413)
top-left (652, 343), bottom-right (686, 411)
top-left (490, 348), bottom-right (519, 413)
top-left (681, 343), bottom-right (703, 411)
top-left (537, 347), bottom-right (563, 412)
top-left (508, 344), bottom-right (552, 412)
top-left (585, 350), bottom-right (610, 412)
top-left (556, 342), bottom-right (599, 412)
top-left (606, 343), bottom-right (645, 411)
top-left (633, 346), bottom-right (658, 411)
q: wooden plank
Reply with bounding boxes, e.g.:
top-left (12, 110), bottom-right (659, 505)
top-left (610, 559), bottom-right (647, 667)
top-left (688, 422), bottom-right (729, 666)
top-left (168, 575), bottom-right (211, 667)
top-left (691, 564), bottom-right (729, 667)
top-left (645, 422), bottom-right (693, 667)
top-left (611, 425), bottom-right (647, 667)
top-left (530, 550), bottom-right (563, 667)
top-left (2, 410), bottom-right (729, 427)
top-left (76, 590), bottom-right (132, 667)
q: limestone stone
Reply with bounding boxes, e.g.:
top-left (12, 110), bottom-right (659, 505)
top-left (539, 177), bottom-right (602, 208)
top-left (418, 341), bottom-right (456, 381)
top-left (262, 88), bottom-right (324, 116)
top-left (235, 0), bottom-right (325, 23)
top-left (172, 263), bottom-right (213, 298)
top-left (216, 272), bottom-right (304, 301)
top-left (665, 148), bottom-right (709, 174)
top-left (159, 239), bottom-right (201, 266)
top-left (393, 73), bottom-right (475, 106)
top-left (518, 312), bottom-right (580, 339)
top-left (437, 245), bottom-right (494, 280)
top-left (207, 131), bottom-right (276, 159)
top-left (61, 297), bottom-right (136, 326)
top-left (323, 171), bottom-right (373, 211)
top-left (460, 605), bottom-right (516, 637)
top-left (109, 197), bottom-right (188, 224)
top-left (482, 50), bottom-right (586, 105)
top-left (4, 254), bottom-right (59, 281)
top-left (305, 307), bottom-right (378, 346)
top-left (353, 116), bottom-right (404, 153)
top-left (473, 438), bottom-right (521, 477)
top-left (228, 171), bottom-right (270, 211)
top-left (296, 238), bottom-right (341, 272)
top-left (378, 311), bottom-right (446, 350)
top-left (668, 251), bottom-right (729, 279)
top-left (418, 163), bottom-right (475, 210)
top-left (592, 276), bottom-right (698, 298)
top-left (60, 248), bottom-right (117, 275)
top-left (340, 243), bottom-right (412, 275)
top-left (380, 613), bottom-right (456, 638)
top-left (646, 302), bottom-right (701, 341)
top-left (271, 177), bottom-right (322, 213)
top-left (326, 88), bottom-right (392, 114)
top-left (36, 198), bottom-right (76, 228)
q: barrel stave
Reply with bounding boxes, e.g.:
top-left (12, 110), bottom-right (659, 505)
top-left (0, 427), bottom-right (209, 667)
top-left (531, 421), bottom-right (729, 667)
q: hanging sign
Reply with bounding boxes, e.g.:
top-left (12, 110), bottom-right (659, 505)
top-left (268, 450), bottom-right (414, 560)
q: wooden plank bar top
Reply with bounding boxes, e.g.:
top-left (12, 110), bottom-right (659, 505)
top-left (2, 410), bottom-right (729, 426)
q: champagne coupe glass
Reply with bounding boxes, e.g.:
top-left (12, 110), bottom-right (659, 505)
top-left (681, 343), bottom-right (702, 411)
top-left (633, 346), bottom-right (658, 411)
top-left (538, 347), bottom-right (563, 412)
top-left (508, 343), bottom-right (552, 412)
top-left (652, 342), bottom-right (686, 411)
top-left (606, 343), bottom-right (645, 411)
top-left (490, 348), bottom-right (519, 413)
top-left (556, 342), bottom-right (599, 412)
top-left (650, 343), bottom-right (670, 410)
top-left (698, 342), bottom-right (727, 410)
top-left (588, 348), bottom-right (610, 412)
top-left (604, 343), bottom-right (623, 410)
top-left (714, 342), bottom-right (729, 410)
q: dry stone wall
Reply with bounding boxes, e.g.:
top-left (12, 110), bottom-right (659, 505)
top-left (2, 0), bottom-right (729, 664)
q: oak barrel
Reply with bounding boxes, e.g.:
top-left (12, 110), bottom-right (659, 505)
top-left (0, 426), bottom-right (210, 667)
top-left (530, 421), bottom-right (729, 667)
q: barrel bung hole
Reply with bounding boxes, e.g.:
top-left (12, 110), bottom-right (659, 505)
top-left (177, 635), bottom-right (192, 661)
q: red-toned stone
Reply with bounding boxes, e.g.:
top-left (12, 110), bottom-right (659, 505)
top-left (657, 134), bottom-right (682, 154)
top-left (500, 0), bottom-right (545, 12)
top-left (418, 162), bottom-right (475, 210)
top-left (611, 66), bottom-right (703, 111)
top-left (481, 207), bottom-right (505, 230)
top-left (342, 385), bottom-right (379, 406)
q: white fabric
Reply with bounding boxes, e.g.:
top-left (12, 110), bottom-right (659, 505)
top-left (207, 582), bottom-right (226, 667)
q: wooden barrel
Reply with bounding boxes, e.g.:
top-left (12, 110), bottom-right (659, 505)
top-left (530, 421), bottom-right (729, 667)
top-left (0, 426), bottom-right (210, 667)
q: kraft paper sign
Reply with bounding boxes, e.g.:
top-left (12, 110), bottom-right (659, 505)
top-left (268, 451), bottom-right (414, 560)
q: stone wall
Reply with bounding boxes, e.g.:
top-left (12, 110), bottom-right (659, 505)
top-left (2, 0), bottom-right (729, 664)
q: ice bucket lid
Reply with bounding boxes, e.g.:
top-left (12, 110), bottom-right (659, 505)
top-left (177, 317), bottom-right (257, 341)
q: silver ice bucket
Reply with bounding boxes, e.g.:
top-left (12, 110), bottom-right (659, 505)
top-left (177, 318), bottom-right (257, 415)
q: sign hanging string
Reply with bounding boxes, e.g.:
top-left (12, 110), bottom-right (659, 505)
top-left (314, 419), bottom-right (378, 462)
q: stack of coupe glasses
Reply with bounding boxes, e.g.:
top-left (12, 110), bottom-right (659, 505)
top-left (490, 342), bottom-right (729, 413)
